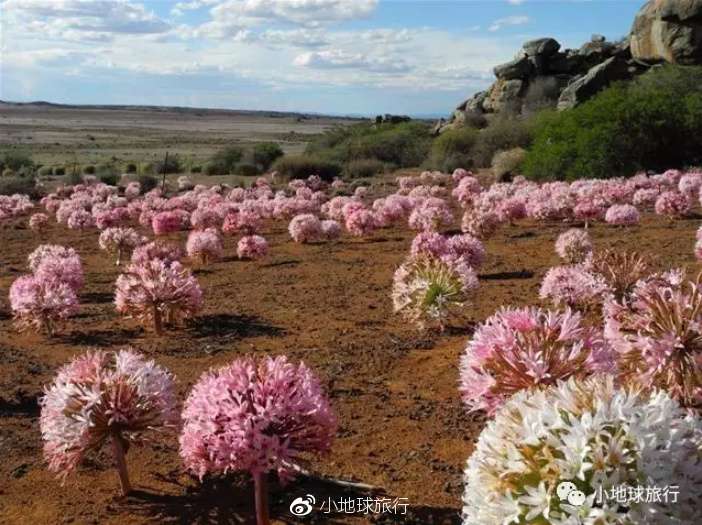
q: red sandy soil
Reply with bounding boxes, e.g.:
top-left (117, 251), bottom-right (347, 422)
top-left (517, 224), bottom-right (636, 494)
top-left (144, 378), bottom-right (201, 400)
top-left (0, 202), bottom-right (698, 524)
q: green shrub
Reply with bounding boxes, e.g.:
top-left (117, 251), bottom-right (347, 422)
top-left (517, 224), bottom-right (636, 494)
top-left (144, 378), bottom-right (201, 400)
top-left (153, 155), bottom-right (181, 175)
top-left (37, 166), bottom-right (52, 176)
top-left (2, 168), bottom-right (14, 177)
top-left (470, 117), bottom-right (535, 168)
top-left (83, 165), bottom-right (96, 175)
top-left (426, 127), bottom-right (479, 169)
top-left (252, 142), bottom-right (283, 171)
top-left (524, 65), bottom-right (702, 180)
top-left (140, 162), bottom-right (155, 175)
top-left (191, 165), bottom-right (202, 174)
top-left (53, 166), bottom-right (66, 176)
top-left (137, 174), bottom-right (158, 192)
top-left (492, 147), bottom-right (527, 180)
top-left (344, 158), bottom-right (385, 179)
top-left (306, 121), bottom-right (431, 168)
top-left (65, 171), bottom-right (82, 186)
top-left (99, 173), bottom-right (119, 185)
top-left (272, 155), bottom-right (342, 181)
top-left (236, 163), bottom-right (260, 176)
top-left (2, 151), bottom-right (33, 171)
top-left (439, 153), bottom-right (474, 174)
top-left (208, 146), bottom-right (243, 175)
top-left (125, 162), bottom-right (138, 174)
top-left (204, 160), bottom-right (228, 176)
top-left (0, 176), bottom-right (40, 197)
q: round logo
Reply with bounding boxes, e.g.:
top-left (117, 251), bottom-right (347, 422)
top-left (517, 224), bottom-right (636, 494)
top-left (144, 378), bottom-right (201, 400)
top-left (290, 495), bottom-right (316, 517)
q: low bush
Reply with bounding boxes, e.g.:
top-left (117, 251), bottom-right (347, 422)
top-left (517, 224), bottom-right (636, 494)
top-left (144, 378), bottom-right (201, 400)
top-left (252, 143), bottom-right (283, 171)
top-left (208, 146), bottom-right (243, 175)
top-left (125, 163), bottom-right (138, 174)
top-left (236, 163), bottom-right (259, 177)
top-left (272, 155), bottom-right (342, 181)
top-left (426, 127), bottom-right (479, 170)
top-left (0, 176), bottom-right (40, 197)
top-left (470, 117), bottom-right (535, 168)
top-left (153, 155), bottom-right (181, 175)
top-left (492, 148), bottom-right (527, 181)
top-left (2, 151), bottom-right (33, 172)
top-left (65, 171), bottom-right (82, 186)
top-left (53, 167), bottom-right (66, 176)
top-left (203, 160), bottom-right (228, 176)
top-left (1, 169), bottom-right (13, 177)
top-left (344, 158), bottom-right (385, 179)
top-left (137, 174), bottom-right (159, 192)
top-left (37, 166), bottom-right (52, 177)
top-left (191, 165), bottom-right (202, 174)
top-left (83, 165), bottom-right (96, 175)
top-left (523, 65), bottom-right (702, 180)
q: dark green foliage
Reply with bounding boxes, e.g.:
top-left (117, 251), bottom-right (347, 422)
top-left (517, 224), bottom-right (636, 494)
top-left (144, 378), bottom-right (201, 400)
top-left (2, 151), bottom-right (33, 171)
top-left (137, 174), bottom-right (158, 192)
top-left (343, 158), bottom-right (385, 179)
top-left (524, 66), bottom-right (702, 180)
top-left (207, 146), bottom-right (243, 175)
top-left (65, 171), bottom-right (82, 186)
top-left (37, 166), bottom-right (52, 176)
top-left (191, 165), bottom-right (202, 174)
top-left (53, 166), bottom-right (66, 176)
top-left (125, 163), bottom-right (138, 174)
top-left (236, 163), bottom-right (259, 176)
top-left (306, 121), bottom-right (431, 168)
top-left (204, 160), bottom-right (228, 176)
top-left (272, 155), bottom-right (342, 181)
top-left (252, 142), bottom-right (284, 171)
top-left (470, 117), bottom-right (535, 168)
top-left (0, 176), bottom-right (40, 197)
top-left (153, 155), bottom-right (181, 175)
top-left (426, 127), bottom-right (479, 170)
top-left (83, 165), bottom-right (96, 175)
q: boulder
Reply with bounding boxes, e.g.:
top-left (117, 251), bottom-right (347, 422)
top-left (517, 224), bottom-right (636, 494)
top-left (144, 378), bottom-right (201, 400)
top-left (523, 38), bottom-right (561, 57)
top-left (483, 79), bottom-right (524, 113)
top-left (630, 0), bottom-right (702, 64)
top-left (493, 55), bottom-right (533, 80)
top-left (557, 57), bottom-right (631, 110)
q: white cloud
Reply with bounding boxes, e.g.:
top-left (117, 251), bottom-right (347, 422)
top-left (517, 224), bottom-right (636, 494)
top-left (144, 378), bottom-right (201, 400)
top-left (2, 0), bottom-right (170, 36)
top-left (294, 49), bottom-right (411, 73)
top-left (261, 29), bottom-right (329, 48)
top-left (488, 15), bottom-right (530, 32)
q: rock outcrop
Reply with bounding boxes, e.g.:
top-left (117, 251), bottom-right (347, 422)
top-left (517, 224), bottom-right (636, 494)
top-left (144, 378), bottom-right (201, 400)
top-left (631, 0), bottom-right (702, 64)
top-left (436, 0), bottom-right (702, 134)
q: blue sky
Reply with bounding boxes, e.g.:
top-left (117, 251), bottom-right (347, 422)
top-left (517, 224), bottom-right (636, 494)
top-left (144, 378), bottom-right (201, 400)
top-left (0, 0), bottom-right (643, 117)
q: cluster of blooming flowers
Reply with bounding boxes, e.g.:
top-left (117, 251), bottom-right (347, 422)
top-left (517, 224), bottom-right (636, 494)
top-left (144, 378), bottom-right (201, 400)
top-left (9, 245), bottom-right (84, 335)
top-left (0, 193), bottom-right (34, 219)
top-left (554, 228), bottom-right (592, 263)
top-left (462, 376), bottom-right (702, 524)
top-left (186, 228), bottom-right (224, 265)
top-left (39, 349), bottom-right (178, 495)
top-left (98, 227), bottom-right (147, 265)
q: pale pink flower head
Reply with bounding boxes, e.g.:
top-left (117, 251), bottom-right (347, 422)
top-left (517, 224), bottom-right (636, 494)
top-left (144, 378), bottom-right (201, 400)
top-left (151, 211), bottom-right (184, 235)
top-left (460, 306), bottom-right (612, 414)
top-left (288, 214), bottom-right (322, 243)
top-left (632, 188), bottom-right (660, 207)
top-left (345, 208), bottom-right (377, 237)
top-left (40, 349), bottom-right (177, 480)
top-left (236, 235), bottom-right (268, 260)
top-left (679, 172), bottom-right (702, 198)
top-left (447, 233), bottom-right (486, 269)
top-left (190, 207), bottom-right (222, 231)
top-left (461, 210), bottom-right (500, 240)
top-left (655, 191), bottom-right (692, 219)
top-left (353, 186), bottom-right (368, 199)
top-left (222, 210), bottom-right (262, 236)
top-left (115, 259), bottom-right (203, 334)
top-left (131, 241), bottom-right (183, 266)
top-left (604, 276), bottom-right (702, 408)
top-left (392, 255), bottom-right (478, 330)
top-left (555, 228), bottom-right (592, 264)
top-left (539, 264), bottom-right (609, 311)
top-left (696, 239), bottom-right (702, 262)
top-left (320, 219), bottom-right (341, 240)
top-left (124, 181), bottom-right (141, 200)
top-left (410, 232), bottom-right (450, 259)
top-left (179, 355), bottom-right (337, 481)
top-left (99, 227), bottom-right (146, 265)
top-left (29, 213), bottom-right (50, 233)
top-left (573, 198), bottom-right (606, 225)
top-left (29, 244), bottom-right (84, 292)
top-left (408, 198), bottom-right (453, 232)
top-left (9, 274), bottom-right (79, 335)
top-left (605, 204), bottom-right (640, 226)
top-left (186, 228), bottom-right (224, 265)
top-left (67, 209), bottom-right (95, 230)
top-left (451, 176), bottom-right (481, 207)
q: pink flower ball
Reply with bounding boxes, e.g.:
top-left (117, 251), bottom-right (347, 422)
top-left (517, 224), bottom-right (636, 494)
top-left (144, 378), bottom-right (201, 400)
top-left (9, 274), bottom-right (79, 334)
top-left (29, 213), bottom-right (50, 232)
top-left (447, 234), bottom-right (486, 269)
top-left (320, 219), bottom-right (341, 240)
top-left (67, 209), bottom-right (95, 230)
top-left (131, 241), bottom-right (183, 266)
top-left (605, 204), bottom-right (640, 226)
top-left (186, 229), bottom-right (223, 264)
top-left (40, 349), bottom-right (177, 480)
top-left (539, 264), bottom-right (609, 310)
top-left (408, 198), bottom-right (453, 232)
top-left (461, 210), bottom-right (500, 240)
top-left (237, 235), bottom-right (268, 260)
top-left (460, 307), bottom-right (612, 414)
top-left (345, 209), bottom-right (378, 237)
top-left (410, 232), bottom-right (450, 258)
top-left (655, 191), bottom-right (692, 219)
top-left (151, 211), bottom-right (183, 235)
top-left (555, 228), bottom-right (592, 263)
top-left (28, 244), bottom-right (84, 292)
top-left (288, 214), bottom-right (322, 243)
top-left (179, 355), bottom-right (337, 481)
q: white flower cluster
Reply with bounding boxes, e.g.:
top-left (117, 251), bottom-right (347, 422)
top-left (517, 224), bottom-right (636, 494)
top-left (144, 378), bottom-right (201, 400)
top-left (462, 376), bottom-right (702, 524)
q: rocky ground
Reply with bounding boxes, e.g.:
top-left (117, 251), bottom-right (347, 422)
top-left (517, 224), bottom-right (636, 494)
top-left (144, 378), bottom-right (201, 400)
top-left (0, 202), bottom-right (698, 524)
